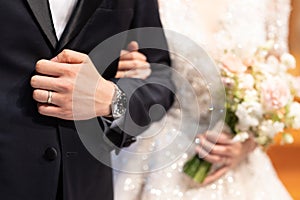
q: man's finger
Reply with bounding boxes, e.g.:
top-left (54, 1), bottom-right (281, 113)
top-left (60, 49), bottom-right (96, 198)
top-left (118, 60), bottom-right (150, 70)
top-left (33, 89), bottom-right (51, 104)
top-left (36, 59), bottom-right (67, 77)
top-left (118, 69), bottom-right (151, 80)
top-left (33, 89), bottom-right (64, 106)
top-left (31, 75), bottom-right (67, 92)
top-left (119, 51), bottom-right (147, 61)
top-left (127, 41), bottom-right (139, 52)
top-left (126, 69), bottom-right (151, 80)
top-left (120, 50), bottom-right (129, 57)
top-left (55, 49), bottom-right (89, 64)
top-left (115, 71), bottom-right (124, 79)
top-left (37, 103), bottom-right (62, 118)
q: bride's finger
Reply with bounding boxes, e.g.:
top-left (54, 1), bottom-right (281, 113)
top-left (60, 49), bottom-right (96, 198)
top-left (197, 134), bottom-right (232, 157)
top-left (201, 165), bottom-right (230, 186)
top-left (205, 131), bottom-right (232, 145)
top-left (195, 146), bottom-right (223, 164)
top-left (210, 145), bottom-right (232, 157)
top-left (196, 134), bottom-right (215, 152)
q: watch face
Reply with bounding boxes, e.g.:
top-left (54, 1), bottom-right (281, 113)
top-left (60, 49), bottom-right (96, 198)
top-left (112, 86), bottom-right (127, 119)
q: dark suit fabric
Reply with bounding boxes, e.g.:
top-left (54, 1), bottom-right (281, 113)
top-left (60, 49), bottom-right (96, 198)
top-left (0, 0), bottom-right (174, 199)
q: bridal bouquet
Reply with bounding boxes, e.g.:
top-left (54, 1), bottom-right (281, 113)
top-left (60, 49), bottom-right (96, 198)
top-left (184, 40), bottom-right (300, 184)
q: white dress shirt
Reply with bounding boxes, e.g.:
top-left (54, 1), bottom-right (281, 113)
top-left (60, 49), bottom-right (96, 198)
top-left (48, 0), bottom-right (78, 39)
top-left (49, 0), bottom-right (126, 126)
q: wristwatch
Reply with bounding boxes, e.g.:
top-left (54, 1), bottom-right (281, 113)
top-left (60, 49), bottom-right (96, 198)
top-left (111, 85), bottom-right (127, 119)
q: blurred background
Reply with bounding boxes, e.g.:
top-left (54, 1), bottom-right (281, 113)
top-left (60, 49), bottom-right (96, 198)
top-left (267, 1), bottom-right (300, 199)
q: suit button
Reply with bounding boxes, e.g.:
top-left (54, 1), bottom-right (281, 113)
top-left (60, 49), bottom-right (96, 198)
top-left (44, 147), bottom-right (58, 161)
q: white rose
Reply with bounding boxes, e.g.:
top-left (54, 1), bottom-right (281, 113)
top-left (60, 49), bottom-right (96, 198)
top-left (287, 102), bottom-right (300, 129)
top-left (281, 53), bottom-right (296, 69)
top-left (269, 55), bottom-right (289, 73)
top-left (256, 55), bottom-right (287, 75)
top-left (244, 90), bottom-right (259, 102)
top-left (258, 120), bottom-right (285, 139)
top-left (290, 76), bottom-right (300, 97)
top-left (232, 132), bottom-right (250, 143)
top-left (235, 101), bottom-right (263, 131)
top-left (256, 135), bottom-right (269, 146)
top-left (255, 63), bottom-right (274, 75)
top-left (282, 133), bottom-right (294, 144)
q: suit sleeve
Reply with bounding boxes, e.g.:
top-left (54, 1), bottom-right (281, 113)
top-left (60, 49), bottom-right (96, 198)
top-left (104, 0), bottom-right (175, 149)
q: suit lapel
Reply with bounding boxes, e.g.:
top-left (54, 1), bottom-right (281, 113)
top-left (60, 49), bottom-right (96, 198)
top-left (26, 0), bottom-right (58, 48)
top-left (57, 0), bottom-right (105, 51)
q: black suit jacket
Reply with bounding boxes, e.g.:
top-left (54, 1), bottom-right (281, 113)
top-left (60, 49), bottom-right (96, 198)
top-left (0, 0), bottom-right (174, 199)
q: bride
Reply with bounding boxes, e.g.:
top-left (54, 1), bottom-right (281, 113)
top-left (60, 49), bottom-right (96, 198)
top-left (113, 0), bottom-right (293, 199)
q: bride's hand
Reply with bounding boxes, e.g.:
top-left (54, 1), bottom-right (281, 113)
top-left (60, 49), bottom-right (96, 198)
top-left (115, 41), bottom-right (151, 80)
top-left (195, 132), bottom-right (256, 186)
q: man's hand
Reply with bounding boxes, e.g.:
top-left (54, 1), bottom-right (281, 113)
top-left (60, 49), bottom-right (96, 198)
top-left (31, 49), bottom-right (115, 120)
top-left (116, 41), bottom-right (151, 80)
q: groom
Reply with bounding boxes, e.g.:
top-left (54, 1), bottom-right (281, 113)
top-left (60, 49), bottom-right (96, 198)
top-left (0, 0), bottom-right (174, 200)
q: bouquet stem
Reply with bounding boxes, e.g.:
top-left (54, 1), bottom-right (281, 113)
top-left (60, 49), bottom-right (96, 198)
top-left (183, 154), bottom-right (212, 183)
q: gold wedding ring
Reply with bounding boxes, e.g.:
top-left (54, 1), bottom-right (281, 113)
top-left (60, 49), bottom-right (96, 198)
top-left (47, 91), bottom-right (53, 104)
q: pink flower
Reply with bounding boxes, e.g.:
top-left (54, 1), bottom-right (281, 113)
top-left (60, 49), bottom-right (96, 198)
top-left (260, 77), bottom-right (291, 111)
top-left (221, 54), bottom-right (247, 74)
top-left (243, 57), bottom-right (255, 67)
top-left (281, 53), bottom-right (296, 69)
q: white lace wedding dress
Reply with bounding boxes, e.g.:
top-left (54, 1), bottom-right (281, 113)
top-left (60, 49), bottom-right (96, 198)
top-left (113, 0), bottom-right (293, 199)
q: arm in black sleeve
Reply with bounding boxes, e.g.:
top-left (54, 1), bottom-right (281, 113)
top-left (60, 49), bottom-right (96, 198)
top-left (104, 0), bottom-right (175, 148)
